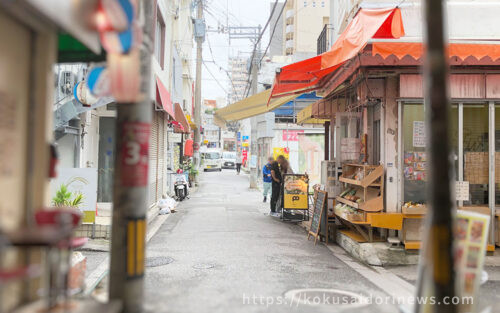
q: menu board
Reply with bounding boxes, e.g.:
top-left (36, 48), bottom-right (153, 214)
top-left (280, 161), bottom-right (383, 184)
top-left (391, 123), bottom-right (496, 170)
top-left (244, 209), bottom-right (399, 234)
top-left (283, 174), bottom-right (309, 210)
top-left (455, 210), bottom-right (490, 313)
top-left (308, 190), bottom-right (327, 244)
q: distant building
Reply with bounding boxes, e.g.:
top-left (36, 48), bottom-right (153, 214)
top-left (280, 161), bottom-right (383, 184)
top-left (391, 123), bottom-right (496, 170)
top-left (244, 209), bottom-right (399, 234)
top-left (283, 0), bottom-right (330, 59)
top-left (228, 54), bottom-right (250, 104)
top-left (269, 2), bottom-right (285, 57)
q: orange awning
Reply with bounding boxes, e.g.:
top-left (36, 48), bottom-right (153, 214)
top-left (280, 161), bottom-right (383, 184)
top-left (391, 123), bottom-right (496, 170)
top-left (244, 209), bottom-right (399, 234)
top-left (174, 103), bottom-right (190, 134)
top-left (372, 42), bottom-right (500, 61)
top-left (270, 7), bottom-right (404, 100)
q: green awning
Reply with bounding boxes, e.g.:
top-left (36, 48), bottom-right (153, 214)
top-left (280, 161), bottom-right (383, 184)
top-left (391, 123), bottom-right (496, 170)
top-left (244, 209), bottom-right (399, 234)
top-left (58, 33), bottom-right (105, 63)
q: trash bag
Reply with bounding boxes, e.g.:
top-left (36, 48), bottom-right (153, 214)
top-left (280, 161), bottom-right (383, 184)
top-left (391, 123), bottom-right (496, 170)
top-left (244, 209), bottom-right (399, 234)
top-left (158, 196), bottom-right (176, 215)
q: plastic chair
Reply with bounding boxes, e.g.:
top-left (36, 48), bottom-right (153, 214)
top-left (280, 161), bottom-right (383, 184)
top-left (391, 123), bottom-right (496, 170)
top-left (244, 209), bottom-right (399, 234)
top-left (34, 209), bottom-right (88, 309)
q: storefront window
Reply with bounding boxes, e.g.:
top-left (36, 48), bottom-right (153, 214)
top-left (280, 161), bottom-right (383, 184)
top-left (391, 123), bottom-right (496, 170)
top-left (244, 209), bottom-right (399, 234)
top-left (463, 104), bottom-right (488, 206)
top-left (403, 103), bottom-right (426, 203)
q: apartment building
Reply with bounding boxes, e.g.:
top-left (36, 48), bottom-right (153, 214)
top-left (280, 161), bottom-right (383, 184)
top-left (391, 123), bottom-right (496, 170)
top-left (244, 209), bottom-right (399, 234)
top-left (283, 0), bottom-right (330, 58)
top-left (228, 55), bottom-right (250, 104)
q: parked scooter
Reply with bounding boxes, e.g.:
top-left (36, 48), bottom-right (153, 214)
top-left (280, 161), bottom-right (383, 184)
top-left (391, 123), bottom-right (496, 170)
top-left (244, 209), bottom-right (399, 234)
top-left (174, 169), bottom-right (189, 201)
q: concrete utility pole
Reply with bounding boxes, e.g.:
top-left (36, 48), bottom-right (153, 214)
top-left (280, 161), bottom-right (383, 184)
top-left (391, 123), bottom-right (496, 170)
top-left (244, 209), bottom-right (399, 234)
top-left (249, 25), bottom-right (262, 188)
top-left (415, 1), bottom-right (456, 313)
top-left (109, 0), bottom-right (153, 312)
top-left (193, 0), bottom-right (204, 169)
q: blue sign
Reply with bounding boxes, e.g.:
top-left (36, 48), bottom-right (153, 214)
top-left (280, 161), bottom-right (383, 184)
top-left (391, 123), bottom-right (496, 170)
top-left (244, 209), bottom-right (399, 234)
top-left (237, 132), bottom-right (241, 141)
top-left (242, 136), bottom-right (249, 141)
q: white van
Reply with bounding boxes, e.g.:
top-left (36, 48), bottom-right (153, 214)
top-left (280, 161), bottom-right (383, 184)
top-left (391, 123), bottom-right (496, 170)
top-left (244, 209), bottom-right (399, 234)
top-left (201, 148), bottom-right (222, 172)
top-left (222, 151), bottom-right (236, 169)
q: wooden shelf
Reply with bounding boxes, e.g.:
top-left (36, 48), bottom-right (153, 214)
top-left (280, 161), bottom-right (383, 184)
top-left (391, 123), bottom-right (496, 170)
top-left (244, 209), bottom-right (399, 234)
top-left (336, 196), bottom-right (360, 209)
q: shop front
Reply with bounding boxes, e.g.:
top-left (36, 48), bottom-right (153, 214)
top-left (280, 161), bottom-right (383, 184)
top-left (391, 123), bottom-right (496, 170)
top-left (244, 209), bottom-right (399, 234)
top-left (398, 74), bottom-right (500, 249)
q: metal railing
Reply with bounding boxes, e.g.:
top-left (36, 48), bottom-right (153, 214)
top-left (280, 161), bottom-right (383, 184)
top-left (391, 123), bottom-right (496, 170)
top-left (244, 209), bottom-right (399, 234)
top-left (317, 24), bottom-right (333, 55)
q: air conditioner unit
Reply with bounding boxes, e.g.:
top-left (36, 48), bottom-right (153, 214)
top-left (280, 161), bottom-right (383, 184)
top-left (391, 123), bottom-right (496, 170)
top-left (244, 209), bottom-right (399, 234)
top-left (59, 71), bottom-right (77, 96)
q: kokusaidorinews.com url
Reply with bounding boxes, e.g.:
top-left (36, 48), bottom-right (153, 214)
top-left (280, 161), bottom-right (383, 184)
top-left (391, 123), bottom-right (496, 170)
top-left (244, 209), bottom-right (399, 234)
top-left (242, 294), bottom-right (474, 307)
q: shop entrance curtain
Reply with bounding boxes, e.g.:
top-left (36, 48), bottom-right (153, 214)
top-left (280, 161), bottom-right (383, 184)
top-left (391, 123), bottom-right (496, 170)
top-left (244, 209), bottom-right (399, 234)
top-left (270, 7), bottom-right (404, 100)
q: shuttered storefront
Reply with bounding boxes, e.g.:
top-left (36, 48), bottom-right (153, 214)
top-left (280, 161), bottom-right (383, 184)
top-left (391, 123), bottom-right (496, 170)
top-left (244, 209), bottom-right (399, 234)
top-left (149, 109), bottom-right (159, 206)
top-left (157, 112), bottom-right (165, 200)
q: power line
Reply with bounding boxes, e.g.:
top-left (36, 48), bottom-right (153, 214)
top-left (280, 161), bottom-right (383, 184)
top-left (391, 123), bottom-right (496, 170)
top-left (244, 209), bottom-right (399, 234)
top-left (205, 32), bottom-right (237, 94)
top-left (203, 60), bottom-right (229, 94)
top-left (260, 0), bottom-right (288, 64)
top-left (242, 0), bottom-right (280, 98)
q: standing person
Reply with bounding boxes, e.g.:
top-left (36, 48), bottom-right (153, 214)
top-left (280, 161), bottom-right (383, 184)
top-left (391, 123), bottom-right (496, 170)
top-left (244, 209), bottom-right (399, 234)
top-left (270, 155), bottom-right (285, 216)
top-left (262, 157), bottom-right (274, 202)
top-left (235, 152), bottom-right (243, 175)
top-left (281, 159), bottom-right (294, 175)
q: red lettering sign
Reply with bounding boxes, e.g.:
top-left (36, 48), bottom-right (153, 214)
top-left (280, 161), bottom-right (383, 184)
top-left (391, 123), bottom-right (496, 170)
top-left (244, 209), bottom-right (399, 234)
top-left (120, 122), bottom-right (150, 187)
top-left (282, 130), bottom-right (304, 141)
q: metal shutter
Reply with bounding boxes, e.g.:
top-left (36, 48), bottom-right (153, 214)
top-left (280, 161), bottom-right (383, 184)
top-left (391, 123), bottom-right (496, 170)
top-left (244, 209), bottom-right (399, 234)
top-left (149, 110), bottom-right (159, 206)
top-left (157, 112), bottom-right (165, 199)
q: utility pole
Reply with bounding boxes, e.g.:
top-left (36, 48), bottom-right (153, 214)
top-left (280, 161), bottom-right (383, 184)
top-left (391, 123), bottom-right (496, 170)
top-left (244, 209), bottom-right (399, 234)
top-left (415, 1), bottom-right (456, 313)
top-left (227, 25), bottom-right (261, 188)
top-left (109, 0), bottom-right (153, 312)
top-left (249, 25), bottom-right (261, 188)
top-left (194, 0), bottom-right (204, 169)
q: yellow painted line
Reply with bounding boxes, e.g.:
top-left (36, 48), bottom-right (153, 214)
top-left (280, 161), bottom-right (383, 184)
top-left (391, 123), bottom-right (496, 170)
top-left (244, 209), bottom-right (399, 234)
top-left (136, 219), bottom-right (145, 275)
top-left (127, 221), bottom-right (136, 276)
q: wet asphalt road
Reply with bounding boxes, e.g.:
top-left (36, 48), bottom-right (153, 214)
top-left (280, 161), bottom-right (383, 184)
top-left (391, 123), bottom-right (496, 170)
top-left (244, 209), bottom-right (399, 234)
top-left (143, 170), bottom-right (399, 313)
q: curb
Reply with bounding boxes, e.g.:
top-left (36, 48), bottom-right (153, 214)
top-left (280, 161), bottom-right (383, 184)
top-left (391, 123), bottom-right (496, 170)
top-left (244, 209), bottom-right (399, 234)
top-left (83, 201), bottom-right (179, 296)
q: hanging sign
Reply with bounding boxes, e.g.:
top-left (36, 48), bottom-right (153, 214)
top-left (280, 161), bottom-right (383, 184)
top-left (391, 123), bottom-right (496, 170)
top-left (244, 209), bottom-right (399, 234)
top-left (96, 0), bottom-right (135, 32)
top-left (87, 66), bottom-right (111, 97)
top-left (119, 122), bottom-right (150, 187)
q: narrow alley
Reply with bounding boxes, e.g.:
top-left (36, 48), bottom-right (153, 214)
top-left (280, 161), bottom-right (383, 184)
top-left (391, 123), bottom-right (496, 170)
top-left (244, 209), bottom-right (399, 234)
top-left (143, 170), bottom-right (399, 313)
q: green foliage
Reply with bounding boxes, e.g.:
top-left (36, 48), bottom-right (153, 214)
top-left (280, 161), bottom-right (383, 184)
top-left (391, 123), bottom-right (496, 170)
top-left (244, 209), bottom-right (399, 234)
top-left (52, 184), bottom-right (84, 208)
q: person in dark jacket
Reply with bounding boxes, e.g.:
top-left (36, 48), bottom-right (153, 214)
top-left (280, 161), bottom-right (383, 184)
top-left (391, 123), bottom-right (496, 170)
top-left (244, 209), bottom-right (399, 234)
top-left (270, 155), bottom-right (285, 216)
top-left (262, 157), bottom-right (274, 202)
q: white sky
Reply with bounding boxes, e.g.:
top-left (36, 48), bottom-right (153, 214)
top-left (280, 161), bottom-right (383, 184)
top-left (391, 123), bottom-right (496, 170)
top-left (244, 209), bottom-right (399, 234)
top-left (200, 0), bottom-right (272, 103)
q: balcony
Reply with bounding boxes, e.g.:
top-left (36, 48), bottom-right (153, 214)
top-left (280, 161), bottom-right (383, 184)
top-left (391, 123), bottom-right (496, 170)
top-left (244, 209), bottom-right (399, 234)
top-left (285, 39), bottom-right (294, 49)
top-left (285, 24), bottom-right (294, 34)
top-left (317, 24), bottom-right (333, 55)
top-left (285, 9), bottom-right (294, 20)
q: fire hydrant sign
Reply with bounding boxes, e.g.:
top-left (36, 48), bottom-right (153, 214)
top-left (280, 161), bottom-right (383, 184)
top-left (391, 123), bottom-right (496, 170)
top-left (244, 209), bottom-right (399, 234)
top-left (120, 122), bottom-right (150, 187)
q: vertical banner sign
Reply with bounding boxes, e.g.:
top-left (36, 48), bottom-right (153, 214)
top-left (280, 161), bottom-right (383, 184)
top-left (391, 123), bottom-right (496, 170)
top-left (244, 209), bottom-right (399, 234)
top-left (120, 122), bottom-right (150, 186)
top-left (454, 210), bottom-right (490, 313)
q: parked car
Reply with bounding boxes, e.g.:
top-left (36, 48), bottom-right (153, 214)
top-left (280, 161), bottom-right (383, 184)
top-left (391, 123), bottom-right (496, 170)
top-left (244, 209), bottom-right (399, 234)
top-left (222, 151), bottom-right (236, 169)
top-left (201, 149), bottom-right (222, 172)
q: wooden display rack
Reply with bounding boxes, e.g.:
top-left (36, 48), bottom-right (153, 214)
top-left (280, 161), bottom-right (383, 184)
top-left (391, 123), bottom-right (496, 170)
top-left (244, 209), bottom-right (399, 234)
top-left (335, 164), bottom-right (389, 242)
